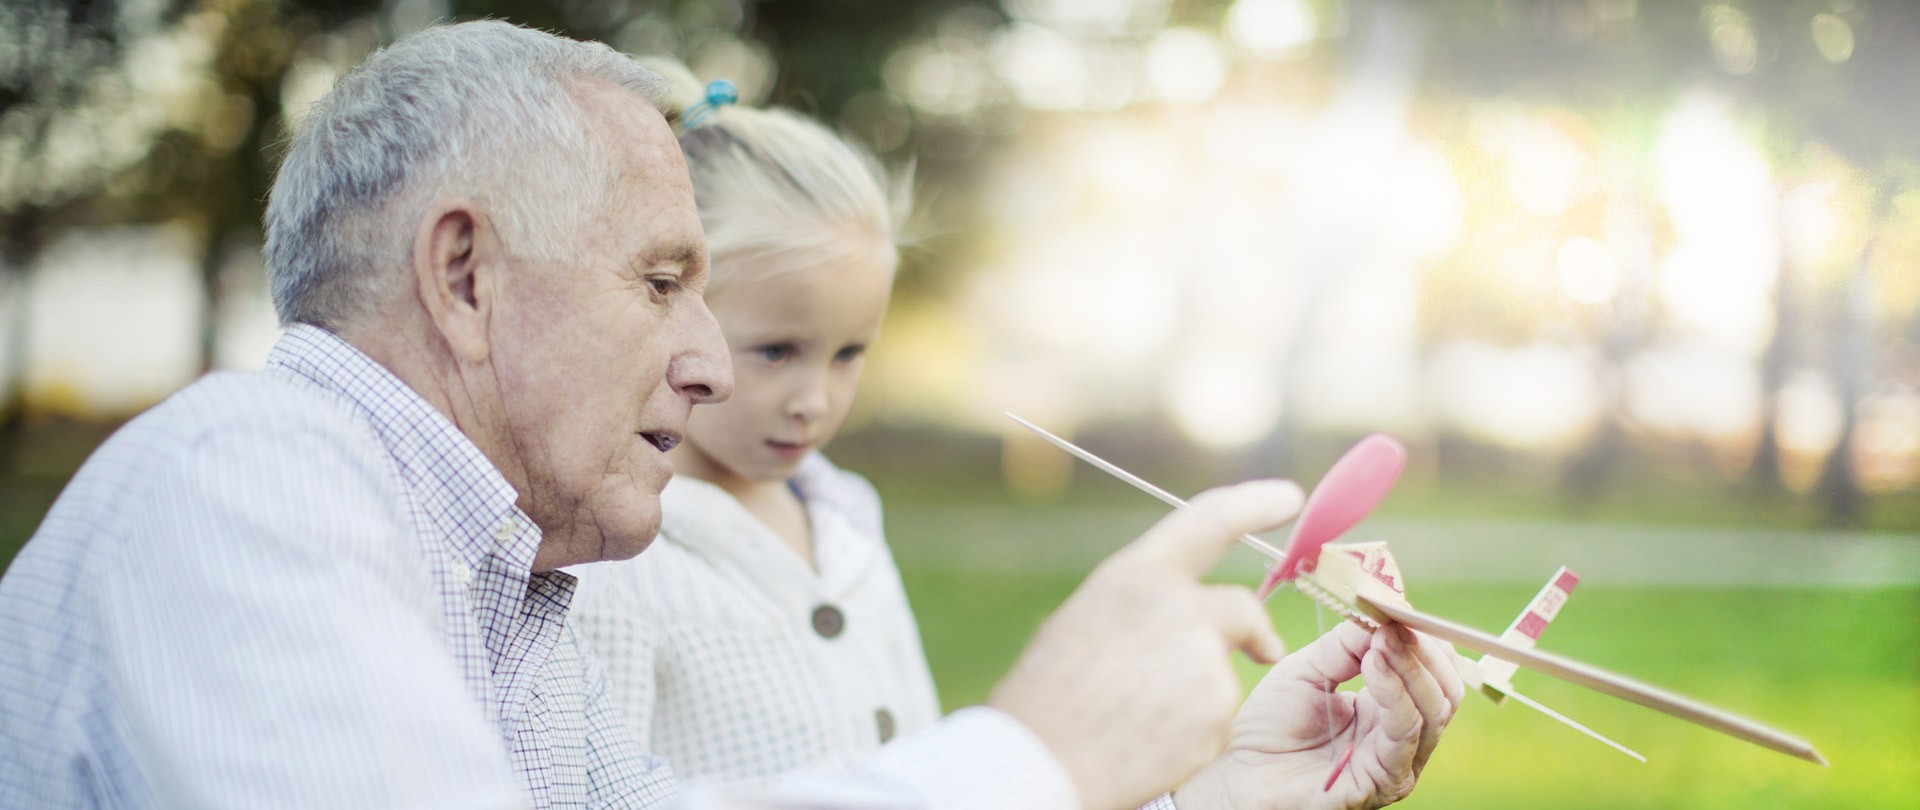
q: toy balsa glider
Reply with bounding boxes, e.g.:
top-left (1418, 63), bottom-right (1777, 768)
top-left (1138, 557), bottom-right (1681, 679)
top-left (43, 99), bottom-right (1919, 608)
top-left (1005, 414), bottom-right (1826, 767)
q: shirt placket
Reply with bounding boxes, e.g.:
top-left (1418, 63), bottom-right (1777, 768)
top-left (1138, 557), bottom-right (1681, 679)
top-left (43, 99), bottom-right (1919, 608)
top-left (474, 516), bottom-right (574, 807)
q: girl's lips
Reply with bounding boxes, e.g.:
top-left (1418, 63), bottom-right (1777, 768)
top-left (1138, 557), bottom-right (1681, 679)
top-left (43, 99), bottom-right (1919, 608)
top-left (766, 440), bottom-right (810, 459)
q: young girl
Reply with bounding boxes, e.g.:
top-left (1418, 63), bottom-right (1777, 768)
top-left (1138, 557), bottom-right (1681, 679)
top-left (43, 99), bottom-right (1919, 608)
top-left (568, 62), bottom-right (939, 782)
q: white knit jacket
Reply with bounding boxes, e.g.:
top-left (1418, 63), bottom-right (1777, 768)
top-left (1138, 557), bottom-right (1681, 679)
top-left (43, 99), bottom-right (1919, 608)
top-left (568, 453), bottom-right (943, 784)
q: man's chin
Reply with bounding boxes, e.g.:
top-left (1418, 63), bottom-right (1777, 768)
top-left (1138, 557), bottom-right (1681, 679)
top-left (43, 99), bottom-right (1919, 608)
top-left (531, 499), bottom-right (662, 570)
top-left (592, 506), bottom-right (663, 563)
top-left (590, 483), bottom-right (665, 556)
top-left (598, 529), bottom-right (658, 562)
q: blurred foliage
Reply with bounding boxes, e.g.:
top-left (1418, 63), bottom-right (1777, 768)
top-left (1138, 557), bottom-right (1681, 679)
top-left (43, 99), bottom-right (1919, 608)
top-left (1423, 1), bottom-right (1920, 167)
top-left (0, 0), bottom-right (973, 352)
top-left (6, 3), bottom-right (1920, 522)
top-left (0, 0), bottom-right (949, 470)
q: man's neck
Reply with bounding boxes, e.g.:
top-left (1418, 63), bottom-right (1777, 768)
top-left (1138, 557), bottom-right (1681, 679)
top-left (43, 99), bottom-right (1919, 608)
top-left (340, 317), bottom-right (531, 517)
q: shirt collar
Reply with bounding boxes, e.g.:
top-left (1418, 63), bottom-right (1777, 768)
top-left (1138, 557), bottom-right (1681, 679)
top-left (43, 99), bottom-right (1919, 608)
top-left (265, 324), bottom-right (536, 572)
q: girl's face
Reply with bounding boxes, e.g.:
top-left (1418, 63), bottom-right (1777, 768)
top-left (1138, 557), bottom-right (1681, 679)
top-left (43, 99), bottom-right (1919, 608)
top-left (673, 244), bottom-right (895, 490)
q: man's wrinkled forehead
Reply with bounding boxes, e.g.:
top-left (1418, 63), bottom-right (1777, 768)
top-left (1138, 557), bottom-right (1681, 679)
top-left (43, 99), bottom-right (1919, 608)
top-left (567, 76), bottom-right (706, 256)
top-left (564, 75), bottom-right (681, 178)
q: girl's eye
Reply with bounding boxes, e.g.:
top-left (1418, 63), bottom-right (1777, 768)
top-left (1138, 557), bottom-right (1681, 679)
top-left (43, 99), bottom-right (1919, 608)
top-left (758, 344), bottom-right (793, 362)
top-left (834, 345), bottom-right (868, 363)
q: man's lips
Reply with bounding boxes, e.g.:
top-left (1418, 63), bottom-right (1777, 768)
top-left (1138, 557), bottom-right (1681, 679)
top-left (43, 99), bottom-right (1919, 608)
top-left (640, 431), bottom-right (681, 452)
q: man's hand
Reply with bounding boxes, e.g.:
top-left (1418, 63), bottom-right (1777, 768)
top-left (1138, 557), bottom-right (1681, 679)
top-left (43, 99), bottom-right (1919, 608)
top-left (1175, 621), bottom-right (1465, 810)
top-left (988, 480), bottom-right (1305, 810)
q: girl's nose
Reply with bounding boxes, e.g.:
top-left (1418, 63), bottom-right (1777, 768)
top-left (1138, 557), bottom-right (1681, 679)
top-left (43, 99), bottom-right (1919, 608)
top-left (785, 375), bottom-right (831, 421)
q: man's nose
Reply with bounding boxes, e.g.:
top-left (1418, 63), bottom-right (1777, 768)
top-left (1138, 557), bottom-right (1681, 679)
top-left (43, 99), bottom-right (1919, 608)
top-left (670, 301), bottom-right (734, 405)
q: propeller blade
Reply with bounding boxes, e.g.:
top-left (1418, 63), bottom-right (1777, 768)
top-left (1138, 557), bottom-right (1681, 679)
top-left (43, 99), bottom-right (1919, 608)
top-left (1258, 434), bottom-right (1407, 598)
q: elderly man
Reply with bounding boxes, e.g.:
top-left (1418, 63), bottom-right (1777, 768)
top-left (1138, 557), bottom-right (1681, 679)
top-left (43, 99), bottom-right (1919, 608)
top-left (0, 20), bottom-right (1461, 810)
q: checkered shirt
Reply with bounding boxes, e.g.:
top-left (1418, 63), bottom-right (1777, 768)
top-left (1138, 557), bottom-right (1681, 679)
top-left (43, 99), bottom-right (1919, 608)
top-left (0, 325), bottom-right (1078, 809)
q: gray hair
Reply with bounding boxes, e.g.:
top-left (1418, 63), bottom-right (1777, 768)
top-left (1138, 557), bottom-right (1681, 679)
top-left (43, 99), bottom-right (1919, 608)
top-left (264, 20), bottom-right (670, 327)
top-left (638, 58), bottom-right (910, 300)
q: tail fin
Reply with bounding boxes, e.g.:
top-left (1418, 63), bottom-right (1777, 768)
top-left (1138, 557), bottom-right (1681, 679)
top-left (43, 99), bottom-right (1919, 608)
top-left (1463, 566), bottom-right (1643, 761)
top-left (1477, 566), bottom-right (1580, 702)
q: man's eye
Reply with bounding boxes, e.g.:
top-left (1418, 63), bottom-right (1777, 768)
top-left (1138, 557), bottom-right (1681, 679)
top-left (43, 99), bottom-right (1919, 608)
top-left (758, 344), bottom-right (792, 362)
top-left (648, 277), bottom-right (681, 298)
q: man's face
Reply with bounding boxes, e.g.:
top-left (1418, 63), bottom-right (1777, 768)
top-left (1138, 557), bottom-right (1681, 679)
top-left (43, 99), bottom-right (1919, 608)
top-left (489, 78), bottom-right (731, 570)
top-left (676, 249), bottom-right (894, 489)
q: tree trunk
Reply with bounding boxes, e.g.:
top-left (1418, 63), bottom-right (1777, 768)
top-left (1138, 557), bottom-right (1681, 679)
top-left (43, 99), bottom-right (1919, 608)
top-left (0, 208), bottom-right (42, 476)
top-left (1749, 199), bottom-right (1798, 496)
top-left (1816, 200), bottom-right (1882, 528)
top-left (1561, 161), bottom-right (1654, 505)
top-left (197, 227), bottom-right (237, 376)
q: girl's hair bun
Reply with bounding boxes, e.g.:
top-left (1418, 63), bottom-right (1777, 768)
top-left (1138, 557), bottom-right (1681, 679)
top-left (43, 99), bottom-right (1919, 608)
top-left (621, 53), bottom-right (913, 298)
top-left (631, 56), bottom-right (708, 120)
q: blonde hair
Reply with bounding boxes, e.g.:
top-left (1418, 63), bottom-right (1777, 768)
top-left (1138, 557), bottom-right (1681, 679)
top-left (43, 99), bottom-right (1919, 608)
top-left (638, 58), bottom-right (911, 298)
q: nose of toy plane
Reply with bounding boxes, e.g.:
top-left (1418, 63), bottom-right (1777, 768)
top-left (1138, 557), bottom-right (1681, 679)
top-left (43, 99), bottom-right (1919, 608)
top-left (1257, 433), bottom-right (1407, 600)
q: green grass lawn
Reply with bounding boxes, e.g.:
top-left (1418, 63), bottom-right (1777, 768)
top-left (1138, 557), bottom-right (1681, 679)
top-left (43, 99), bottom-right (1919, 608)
top-left (904, 568), bottom-right (1920, 809)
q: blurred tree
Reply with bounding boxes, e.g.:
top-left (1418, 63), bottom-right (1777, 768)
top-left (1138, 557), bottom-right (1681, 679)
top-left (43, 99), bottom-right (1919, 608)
top-left (8, 0), bottom-right (1918, 523)
top-left (1787, 3), bottom-right (1920, 526)
top-left (1420, 0), bottom-right (1920, 523)
top-left (1, 0), bottom-right (942, 465)
top-left (1, 0), bottom-right (194, 468)
top-left (0, 0), bottom-right (393, 474)
top-left (1746, 1), bottom-right (1920, 525)
top-left (1820, 230), bottom-right (1875, 525)
top-left (445, 0), bottom-right (962, 131)
top-left (1748, 227), bottom-right (1795, 497)
top-left (101, 0), bottom-right (380, 375)
top-left (1418, 1), bottom-right (1705, 503)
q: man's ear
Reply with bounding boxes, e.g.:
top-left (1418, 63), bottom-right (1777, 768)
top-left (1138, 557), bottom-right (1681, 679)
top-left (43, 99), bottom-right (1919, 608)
top-left (412, 198), bottom-right (499, 364)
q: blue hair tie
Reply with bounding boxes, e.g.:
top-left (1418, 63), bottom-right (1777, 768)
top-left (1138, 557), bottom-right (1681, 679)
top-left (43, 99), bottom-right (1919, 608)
top-left (681, 79), bottom-right (738, 129)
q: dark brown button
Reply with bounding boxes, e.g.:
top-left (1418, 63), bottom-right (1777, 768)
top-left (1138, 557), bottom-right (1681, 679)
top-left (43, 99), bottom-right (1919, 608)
top-left (811, 604), bottom-right (845, 638)
top-left (875, 708), bottom-right (896, 743)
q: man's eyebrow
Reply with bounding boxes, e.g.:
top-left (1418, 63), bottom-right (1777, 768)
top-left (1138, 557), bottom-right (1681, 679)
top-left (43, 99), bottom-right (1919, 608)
top-left (638, 245), bottom-right (703, 270)
top-left (633, 244), bottom-right (709, 291)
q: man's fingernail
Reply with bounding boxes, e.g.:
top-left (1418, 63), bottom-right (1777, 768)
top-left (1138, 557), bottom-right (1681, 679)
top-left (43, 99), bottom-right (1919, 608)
top-left (1394, 625), bottom-right (1417, 645)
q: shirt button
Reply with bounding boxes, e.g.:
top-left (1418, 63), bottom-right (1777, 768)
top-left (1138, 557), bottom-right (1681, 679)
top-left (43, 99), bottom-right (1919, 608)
top-left (875, 708), bottom-right (896, 743)
top-left (810, 604), bottom-right (844, 639)
top-left (454, 562), bottom-right (473, 585)
top-left (495, 518), bottom-right (516, 542)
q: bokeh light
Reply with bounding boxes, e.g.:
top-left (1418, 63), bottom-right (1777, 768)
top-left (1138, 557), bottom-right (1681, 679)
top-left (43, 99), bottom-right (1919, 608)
top-left (1146, 28), bottom-right (1228, 104)
top-left (1227, 0), bottom-right (1318, 57)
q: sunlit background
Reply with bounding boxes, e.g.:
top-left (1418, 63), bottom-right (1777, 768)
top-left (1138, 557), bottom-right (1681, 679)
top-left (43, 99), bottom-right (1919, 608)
top-left (3, 1), bottom-right (1917, 808)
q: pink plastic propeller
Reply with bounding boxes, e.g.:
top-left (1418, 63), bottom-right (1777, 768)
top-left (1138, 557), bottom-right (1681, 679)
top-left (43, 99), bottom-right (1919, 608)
top-left (1256, 434), bottom-right (1408, 600)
